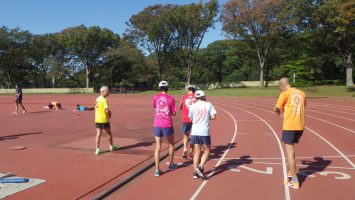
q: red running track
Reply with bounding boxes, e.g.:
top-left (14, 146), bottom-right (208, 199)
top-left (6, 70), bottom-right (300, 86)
top-left (0, 94), bottom-right (354, 200)
top-left (106, 96), bottom-right (355, 200)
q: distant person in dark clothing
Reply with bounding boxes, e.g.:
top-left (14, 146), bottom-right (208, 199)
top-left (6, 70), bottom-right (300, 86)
top-left (13, 85), bottom-right (27, 114)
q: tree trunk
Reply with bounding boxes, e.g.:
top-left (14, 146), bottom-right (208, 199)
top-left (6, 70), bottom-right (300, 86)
top-left (86, 66), bottom-right (91, 88)
top-left (6, 69), bottom-right (11, 89)
top-left (345, 51), bottom-right (354, 87)
top-left (257, 50), bottom-right (266, 88)
top-left (259, 67), bottom-right (264, 88)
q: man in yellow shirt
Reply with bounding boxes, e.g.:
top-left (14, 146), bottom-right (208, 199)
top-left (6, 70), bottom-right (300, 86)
top-left (274, 78), bottom-right (306, 189)
top-left (95, 86), bottom-right (119, 155)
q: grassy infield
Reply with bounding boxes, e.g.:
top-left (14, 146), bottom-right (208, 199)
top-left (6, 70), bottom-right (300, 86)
top-left (0, 86), bottom-right (353, 98)
top-left (140, 86), bottom-right (355, 98)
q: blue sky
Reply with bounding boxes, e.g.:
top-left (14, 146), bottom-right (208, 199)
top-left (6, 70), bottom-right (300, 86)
top-left (0, 0), bottom-right (227, 48)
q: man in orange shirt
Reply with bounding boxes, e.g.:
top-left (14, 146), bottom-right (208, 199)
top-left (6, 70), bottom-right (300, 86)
top-left (274, 78), bottom-right (306, 189)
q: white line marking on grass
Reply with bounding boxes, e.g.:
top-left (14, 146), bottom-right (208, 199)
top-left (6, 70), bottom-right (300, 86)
top-left (190, 107), bottom-right (238, 200)
top-left (214, 102), bottom-right (290, 200)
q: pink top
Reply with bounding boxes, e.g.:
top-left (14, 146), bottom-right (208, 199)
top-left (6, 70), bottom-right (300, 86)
top-left (153, 93), bottom-right (176, 128)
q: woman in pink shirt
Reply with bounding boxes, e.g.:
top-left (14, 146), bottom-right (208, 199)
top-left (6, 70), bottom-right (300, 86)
top-left (152, 81), bottom-right (178, 177)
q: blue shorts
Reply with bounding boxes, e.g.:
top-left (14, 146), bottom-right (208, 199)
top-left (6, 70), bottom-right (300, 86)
top-left (282, 130), bottom-right (303, 144)
top-left (181, 123), bottom-right (192, 134)
top-left (190, 135), bottom-right (211, 145)
top-left (153, 127), bottom-right (174, 137)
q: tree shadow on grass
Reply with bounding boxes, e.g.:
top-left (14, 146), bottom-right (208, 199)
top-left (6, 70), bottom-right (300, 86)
top-left (0, 132), bottom-right (43, 141)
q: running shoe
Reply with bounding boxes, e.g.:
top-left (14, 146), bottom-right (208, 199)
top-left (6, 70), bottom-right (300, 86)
top-left (95, 149), bottom-right (104, 155)
top-left (284, 179), bottom-right (300, 189)
top-left (182, 151), bottom-right (188, 158)
top-left (195, 167), bottom-right (206, 179)
top-left (22, 111), bottom-right (27, 114)
top-left (12, 112), bottom-right (18, 115)
top-left (193, 171), bottom-right (199, 179)
top-left (110, 145), bottom-right (120, 152)
top-left (155, 169), bottom-right (163, 177)
top-left (168, 163), bottom-right (178, 171)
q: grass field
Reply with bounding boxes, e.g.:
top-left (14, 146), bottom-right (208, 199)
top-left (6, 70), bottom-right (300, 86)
top-left (140, 86), bottom-right (355, 98)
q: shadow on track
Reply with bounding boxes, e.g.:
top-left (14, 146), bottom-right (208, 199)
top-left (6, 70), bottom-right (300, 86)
top-left (0, 132), bottom-right (43, 141)
top-left (299, 156), bottom-right (332, 186)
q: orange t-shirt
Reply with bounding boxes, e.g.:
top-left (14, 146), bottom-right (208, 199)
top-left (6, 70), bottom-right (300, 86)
top-left (275, 88), bottom-right (306, 131)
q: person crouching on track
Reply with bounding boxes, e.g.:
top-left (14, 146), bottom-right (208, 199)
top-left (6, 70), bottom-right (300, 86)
top-left (179, 85), bottom-right (196, 159)
top-left (95, 86), bottom-right (119, 155)
top-left (43, 102), bottom-right (62, 110)
top-left (152, 81), bottom-right (178, 177)
top-left (274, 78), bottom-right (306, 189)
top-left (189, 90), bottom-right (217, 179)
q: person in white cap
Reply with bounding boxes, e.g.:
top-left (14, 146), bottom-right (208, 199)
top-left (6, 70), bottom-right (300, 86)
top-left (152, 81), bottom-right (178, 176)
top-left (188, 90), bottom-right (217, 179)
top-left (179, 85), bottom-right (196, 159)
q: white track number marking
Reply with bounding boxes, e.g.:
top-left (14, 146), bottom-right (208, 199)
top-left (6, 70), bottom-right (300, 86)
top-left (299, 170), bottom-right (351, 180)
top-left (228, 165), bottom-right (273, 175)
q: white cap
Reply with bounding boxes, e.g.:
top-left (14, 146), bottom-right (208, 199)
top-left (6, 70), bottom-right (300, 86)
top-left (187, 85), bottom-right (196, 89)
top-left (195, 90), bottom-right (205, 98)
top-left (158, 81), bottom-right (169, 87)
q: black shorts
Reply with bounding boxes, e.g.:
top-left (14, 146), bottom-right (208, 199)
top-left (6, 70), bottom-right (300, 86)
top-left (96, 122), bottom-right (110, 129)
top-left (181, 123), bottom-right (192, 134)
top-left (15, 98), bottom-right (22, 104)
top-left (190, 135), bottom-right (211, 145)
top-left (282, 130), bottom-right (303, 144)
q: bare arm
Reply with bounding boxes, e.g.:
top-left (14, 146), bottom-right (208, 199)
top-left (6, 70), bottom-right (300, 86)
top-left (179, 97), bottom-right (183, 110)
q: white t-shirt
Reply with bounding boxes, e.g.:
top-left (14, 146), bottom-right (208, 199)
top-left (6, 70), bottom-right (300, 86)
top-left (188, 100), bottom-right (217, 136)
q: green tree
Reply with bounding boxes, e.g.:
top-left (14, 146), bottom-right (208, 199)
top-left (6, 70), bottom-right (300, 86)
top-left (126, 5), bottom-right (176, 79)
top-left (169, 0), bottom-right (218, 84)
top-left (0, 27), bottom-right (33, 88)
top-left (319, 0), bottom-right (354, 87)
top-left (221, 0), bottom-right (285, 87)
top-left (59, 25), bottom-right (120, 88)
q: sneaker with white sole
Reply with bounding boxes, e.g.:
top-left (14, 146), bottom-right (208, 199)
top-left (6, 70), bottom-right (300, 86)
top-left (168, 163), bottom-right (178, 171)
top-left (110, 145), bottom-right (119, 152)
top-left (95, 149), bottom-right (104, 155)
top-left (284, 179), bottom-right (300, 189)
top-left (195, 167), bottom-right (206, 179)
top-left (155, 169), bottom-right (163, 177)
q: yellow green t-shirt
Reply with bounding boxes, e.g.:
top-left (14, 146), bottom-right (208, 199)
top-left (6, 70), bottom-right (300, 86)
top-left (95, 96), bottom-right (109, 123)
top-left (276, 88), bottom-right (306, 130)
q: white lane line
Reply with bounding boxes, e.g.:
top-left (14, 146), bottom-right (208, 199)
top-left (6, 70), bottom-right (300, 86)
top-left (214, 102), bottom-right (290, 200)
top-left (226, 161), bottom-right (355, 170)
top-left (307, 115), bottom-right (355, 134)
top-left (176, 154), bottom-right (355, 160)
top-left (225, 101), bottom-right (355, 134)
top-left (311, 103), bottom-right (355, 111)
top-left (236, 100), bottom-right (355, 116)
top-left (305, 127), bottom-right (355, 169)
top-left (221, 154), bottom-right (355, 160)
top-left (216, 101), bottom-right (355, 169)
top-left (190, 106), bottom-right (238, 200)
top-left (305, 109), bottom-right (355, 122)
